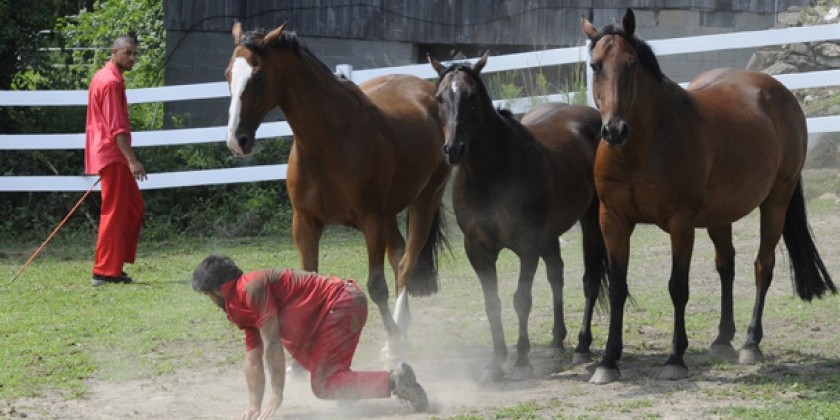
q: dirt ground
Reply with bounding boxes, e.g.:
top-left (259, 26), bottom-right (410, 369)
top-left (6, 181), bottom-right (840, 419)
top-left (7, 338), bottom-right (839, 420)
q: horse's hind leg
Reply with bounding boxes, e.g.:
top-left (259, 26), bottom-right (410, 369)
top-left (386, 221), bottom-right (407, 331)
top-left (740, 201), bottom-right (787, 364)
top-left (706, 225), bottom-right (738, 360)
top-left (397, 167), bottom-right (449, 295)
top-left (510, 253), bottom-right (540, 380)
top-left (575, 197), bottom-right (607, 364)
top-left (542, 238), bottom-right (567, 351)
top-left (465, 239), bottom-right (506, 382)
top-left (361, 219), bottom-right (403, 366)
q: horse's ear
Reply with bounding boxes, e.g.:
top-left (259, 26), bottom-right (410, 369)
top-left (263, 22), bottom-right (287, 47)
top-left (622, 8), bottom-right (635, 37)
top-left (472, 50), bottom-right (490, 74)
top-left (427, 54), bottom-right (446, 76)
top-left (581, 16), bottom-right (598, 40)
top-left (232, 21), bottom-right (243, 46)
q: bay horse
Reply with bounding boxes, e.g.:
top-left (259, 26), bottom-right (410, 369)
top-left (581, 9), bottom-right (836, 384)
top-left (225, 22), bottom-right (451, 362)
top-left (429, 52), bottom-right (607, 382)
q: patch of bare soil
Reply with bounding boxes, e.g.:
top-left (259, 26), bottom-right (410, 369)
top-left (7, 336), bottom-right (839, 420)
top-left (7, 187), bottom-right (840, 419)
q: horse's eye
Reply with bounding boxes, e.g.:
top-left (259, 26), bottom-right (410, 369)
top-left (252, 71), bottom-right (265, 83)
top-left (627, 60), bottom-right (638, 71)
top-left (435, 94), bottom-right (442, 103)
top-left (590, 62), bottom-right (602, 74)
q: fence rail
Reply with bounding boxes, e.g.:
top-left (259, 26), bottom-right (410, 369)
top-left (1, 23), bottom-right (838, 192)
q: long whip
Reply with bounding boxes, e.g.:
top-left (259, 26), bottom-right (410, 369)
top-left (8, 178), bottom-right (101, 285)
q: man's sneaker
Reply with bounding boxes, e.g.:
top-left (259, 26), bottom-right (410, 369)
top-left (119, 271), bottom-right (133, 284)
top-left (91, 273), bottom-right (131, 287)
top-left (390, 362), bottom-right (428, 412)
top-left (91, 276), bottom-right (110, 287)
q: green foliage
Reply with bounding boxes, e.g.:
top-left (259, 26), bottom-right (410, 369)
top-left (3, 0), bottom-right (295, 242)
top-left (484, 62), bottom-right (589, 112)
top-left (486, 70), bottom-right (524, 110)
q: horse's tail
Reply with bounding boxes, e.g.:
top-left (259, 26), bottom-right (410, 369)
top-left (580, 196), bottom-right (610, 310)
top-left (407, 206), bottom-right (450, 296)
top-left (782, 178), bottom-right (837, 301)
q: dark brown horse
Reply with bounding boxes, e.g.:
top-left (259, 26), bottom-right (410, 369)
top-left (225, 23), bottom-right (451, 362)
top-left (429, 52), bottom-right (607, 382)
top-left (582, 9), bottom-right (836, 384)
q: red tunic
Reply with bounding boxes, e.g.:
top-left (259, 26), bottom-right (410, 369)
top-left (221, 269), bottom-right (391, 400)
top-left (222, 269), bottom-right (347, 367)
top-left (85, 61), bottom-right (132, 175)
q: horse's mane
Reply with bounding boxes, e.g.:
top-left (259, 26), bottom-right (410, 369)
top-left (241, 28), bottom-right (336, 77)
top-left (588, 24), bottom-right (664, 82)
top-left (437, 63), bottom-right (535, 144)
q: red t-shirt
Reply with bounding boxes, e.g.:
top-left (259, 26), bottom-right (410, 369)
top-left (221, 269), bottom-right (348, 369)
top-left (85, 61), bottom-right (132, 175)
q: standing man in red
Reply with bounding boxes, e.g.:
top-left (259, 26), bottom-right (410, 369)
top-left (85, 35), bottom-right (145, 287)
top-left (191, 254), bottom-right (429, 418)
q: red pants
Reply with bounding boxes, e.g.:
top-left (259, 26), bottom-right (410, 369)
top-left (308, 281), bottom-right (391, 400)
top-left (93, 163), bottom-right (143, 277)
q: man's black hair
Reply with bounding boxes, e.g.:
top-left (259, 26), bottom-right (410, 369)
top-left (191, 254), bottom-right (243, 292)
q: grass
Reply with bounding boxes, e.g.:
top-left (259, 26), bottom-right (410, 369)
top-left (1, 170), bottom-right (840, 418)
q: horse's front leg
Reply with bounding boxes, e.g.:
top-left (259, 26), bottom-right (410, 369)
top-left (590, 213), bottom-right (633, 385)
top-left (290, 210), bottom-right (324, 380)
top-left (361, 221), bottom-right (402, 367)
top-left (706, 225), bottom-right (738, 360)
top-left (465, 238), bottom-right (505, 382)
top-left (510, 253), bottom-right (540, 380)
top-left (660, 222), bottom-right (695, 380)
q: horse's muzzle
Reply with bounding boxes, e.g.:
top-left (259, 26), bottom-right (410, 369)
top-left (601, 121), bottom-right (630, 147)
top-left (444, 142), bottom-right (465, 165)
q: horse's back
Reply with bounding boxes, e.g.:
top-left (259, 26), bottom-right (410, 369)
top-left (522, 102), bottom-right (601, 158)
top-left (359, 74), bottom-right (438, 120)
top-left (519, 102), bottom-right (602, 226)
top-left (686, 68), bottom-right (807, 178)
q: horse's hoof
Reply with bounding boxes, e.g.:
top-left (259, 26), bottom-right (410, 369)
top-left (709, 344), bottom-right (738, 360)
top-left (738, 347), bottom-right (764, 364)
top-left (478, 364), bottom-right (505, 383)
top-left (572, 352), bottom-right (593, 365)
top-left (507, 364), bottom-right (534, 381)
top-left (659, 364), bottom-right (689, 380)
top-left (589, 366), bottom-right (620, 384)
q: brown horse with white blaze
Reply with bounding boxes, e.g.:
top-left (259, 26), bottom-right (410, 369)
top-left (582, 9), bottom-right (835, 384)
top-left (225, 22), bottom-right (451, 362)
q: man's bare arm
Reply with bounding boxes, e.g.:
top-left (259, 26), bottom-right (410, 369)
top-left (257, 314), bottom-right (285, 418)
top-left (115, 133), bottom-right (146, 181)
top-left (240, 343), bottom-right (265, 419)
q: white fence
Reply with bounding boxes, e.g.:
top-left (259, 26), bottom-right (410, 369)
top-left (1, 24), bottom-right (838, 192)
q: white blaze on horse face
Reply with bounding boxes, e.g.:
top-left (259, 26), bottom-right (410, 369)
top-left (451, 79), bottom-right (459, 95)
top-left (227, 57), bottom-right (254, 155)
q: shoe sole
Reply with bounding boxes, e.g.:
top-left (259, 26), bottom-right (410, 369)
top-left (393, 364), bottom-right (428, 412)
